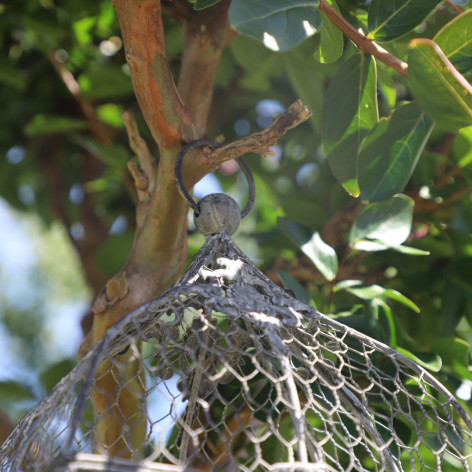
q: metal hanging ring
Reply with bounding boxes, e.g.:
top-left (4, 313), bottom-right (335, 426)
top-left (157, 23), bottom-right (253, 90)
top-left (175, 139), bottom-right (255, 218)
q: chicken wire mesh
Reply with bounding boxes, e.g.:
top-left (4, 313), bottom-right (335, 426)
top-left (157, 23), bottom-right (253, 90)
top-left (1, 230), bottom-right (472, 472)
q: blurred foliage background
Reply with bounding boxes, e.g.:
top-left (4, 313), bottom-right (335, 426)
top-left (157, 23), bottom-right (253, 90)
top-left (1, 0), bottom-right (472, 440)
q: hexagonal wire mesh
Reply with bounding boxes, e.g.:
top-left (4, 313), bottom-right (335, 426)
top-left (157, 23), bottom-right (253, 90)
top-left (1, 230), bottom-right (472, 472)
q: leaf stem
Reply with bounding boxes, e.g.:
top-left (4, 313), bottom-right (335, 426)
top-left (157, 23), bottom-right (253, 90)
top-left (445, 0), bottom-right (463, 14)
top-left (318, 0), bottom-right (408, 77)
top-left (328, 245), bottom-right (354, 312)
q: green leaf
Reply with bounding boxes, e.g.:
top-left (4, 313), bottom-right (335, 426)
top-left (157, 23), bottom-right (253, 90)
top-left (334, 279), bottom-right (363, 292)
top-left (79, 64), bottom-right (134, 100)
top-left (96, 104), bottom-right (124, 128)
top-left (0, 381), bottom-right (35, 402)
top-left (440, 276), bottom-right (468, 336)
top-left (24, 115), bottom-right (88, 137)
top-left (189, 0), bottom-right (222, 10)
top-left (278, 219), bottom-right (338, 281)
top-left (431, 337), bottom-right (470, 366)
top-left (321, 54), bottom-right (378, 196)
top-left (345, 284), bottom-right (385, 299)
top-left (278, 216), bottom-right (310, 247)
top-left (40, 359), bottom-right (75, 393)
top-left (277, 270), bottom-right (313, 305)
top-left (73, 16), bottom-right (96, 45)
top-left (408, 38), bottom-right (472, 132)
top-left (358, 102), bottom-right (433, 202)
top-left (77, 139), bottom-right (131, 168)
top-left (385, 244), bottom-right (429, 255)
top-left (368, 0), bottom-right (442, 42)
top-left (453, 125), bottom-right (472, 167)
top-left (350, 194), bottom-right (414, 248)
top-left (344, 285), bottom-right (420, 313)
top-left (284, 49), bottom-right (324, 132)
top-left (229, 0), bottom-right (321, 52)
top-left (396, 347), bottom-right (442, 372)
top-left (314, 0), bottom-right (343, 64)
top-left (350, 239), bottom-right (429, 254)
top-left (384, 289), bottom-right (420, 313)
top-left (434, 9), bottom-right (472, 74)
top-left (0, 58), bottom-right (26, 91)
top-left (301, 231), bottom-right (338, 281)
top-left (95, 231), bottom-right (134, 275)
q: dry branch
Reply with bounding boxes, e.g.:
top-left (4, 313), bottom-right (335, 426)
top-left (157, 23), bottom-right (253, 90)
top-left (182, 100), bottom-right (313, 184)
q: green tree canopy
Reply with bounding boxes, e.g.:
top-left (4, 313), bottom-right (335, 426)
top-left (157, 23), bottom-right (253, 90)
top-left (1, 0), bottom-right (472, 449)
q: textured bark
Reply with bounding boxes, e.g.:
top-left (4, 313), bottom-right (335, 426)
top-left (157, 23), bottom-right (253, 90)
top-left (81, 0), bottom-right (312, 459)
top-left (81, 0), bottom-right (236, 459)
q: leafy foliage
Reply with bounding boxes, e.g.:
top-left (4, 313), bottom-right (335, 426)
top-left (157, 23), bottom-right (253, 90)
top-left (2, 0), bottom-right (472, 440)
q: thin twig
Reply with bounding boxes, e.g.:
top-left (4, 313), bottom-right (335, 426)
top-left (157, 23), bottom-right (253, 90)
top-left (318, 0), bottom-right (408, 77)
top-left (199, 100), bottom-right (312, 172)
top-left (48, 51), bottom-right (110, 144)
top-left (445, 0), bottom-right (463, 14)
top-left (122, 110), bottom-right (156, 200)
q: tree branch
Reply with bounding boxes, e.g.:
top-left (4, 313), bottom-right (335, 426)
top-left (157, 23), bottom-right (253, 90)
top-left (318, 0), bottom-right (408, 77)
top-left (177, 0), bottom-right (236, 136)
top-left (181, 100), bottom-right (312, 184)
top-left (115, 0), bottom-right (195, 150)
top-left (48, 51), bottom-right (111, 145)
top-left (445, 0), bottom-right (463, 14)
top-left (122, 110), bottom-right (155, 202)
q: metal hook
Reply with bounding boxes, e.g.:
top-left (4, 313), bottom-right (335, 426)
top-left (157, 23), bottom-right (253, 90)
top-left (174, 139), bottom-right (255, 218)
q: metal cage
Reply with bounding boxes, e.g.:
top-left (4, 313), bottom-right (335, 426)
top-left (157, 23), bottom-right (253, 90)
top-left (1, 232), bottom-right (472, 472)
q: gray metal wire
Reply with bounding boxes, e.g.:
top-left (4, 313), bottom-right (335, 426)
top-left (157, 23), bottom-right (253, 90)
top-left (174, 139), bottom-right (255, 218)
top-left (1, 232), bottom-right (472, 472)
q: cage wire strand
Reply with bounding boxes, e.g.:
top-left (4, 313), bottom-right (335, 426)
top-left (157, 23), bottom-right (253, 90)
top-left (1, 232), bottom-right (472, 472)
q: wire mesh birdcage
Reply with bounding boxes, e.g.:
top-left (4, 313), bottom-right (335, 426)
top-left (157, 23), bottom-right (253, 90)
top-left (1, 142), bottom-right (472, 472)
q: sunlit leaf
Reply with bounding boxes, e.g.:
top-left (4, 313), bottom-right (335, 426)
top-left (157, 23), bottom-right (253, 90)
top-left (384, 289), bottom-right (420, 312)
top-left (301, 231), bottom-right (338, 281)
top-left (96, 104), bottom-right (124, 128)
top-left (385, 244), bottom-right (429, 255)
top-left (229, 0), bottom-right (320, 51)
top-left (334, 279), bottom-right (363, 292)
top-left (73, 16), bottom-right (96, 44)
top-left (345, 284), bottom-right (385, 299)
top-left (368, 0), bottom-right (442, 42)
top-left (346, 285), bottom-right (419, 313)
top-left (408, 38), bottom-right (472, 132)
top-left (396, 347), bottom-right (442, 372)
top-left (358, 102), bottom-right (433, 202)
top-left (350, 194), bottom-right (414, 248)
top-left (314, 0), bottom-right (343, 64)
top-left (322, 54), bottom-right (378, 196)
top-left (453, 126), bottom-right (472, 167)
top-left (434, 9), bottom-right (472, 74)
